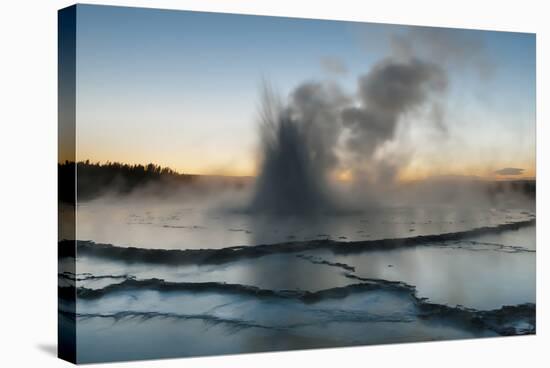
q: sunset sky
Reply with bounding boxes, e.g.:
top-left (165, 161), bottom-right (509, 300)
top-left (68, 5), bottom-right (536, 180)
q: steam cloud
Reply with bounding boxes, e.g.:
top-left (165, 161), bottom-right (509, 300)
top-left (249, 84), bottom-right (347, 215)
top-left (342, 57), bottom-right (447, 167)
top-left (250, 28), bottom-right (492, 216)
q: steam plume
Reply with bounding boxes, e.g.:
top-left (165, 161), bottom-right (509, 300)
top-left (248, 29), bottom-right (480, 216)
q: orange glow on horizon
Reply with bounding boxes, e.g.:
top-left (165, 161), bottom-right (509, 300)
top-left (397, 163), bottom-right (536, 183)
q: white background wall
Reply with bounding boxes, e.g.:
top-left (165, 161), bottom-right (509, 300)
top-left (0, 0), bottom-right (547, 367)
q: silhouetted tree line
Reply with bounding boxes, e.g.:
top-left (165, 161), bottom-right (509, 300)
top-left (58, 160), bottom-right (195, 202)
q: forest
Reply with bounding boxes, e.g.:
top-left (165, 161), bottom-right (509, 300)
top-left (58, 161), bottom-right (196, 202)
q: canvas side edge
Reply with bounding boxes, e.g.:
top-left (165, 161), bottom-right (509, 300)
top-left (58, 4), bottom-right (77, 364)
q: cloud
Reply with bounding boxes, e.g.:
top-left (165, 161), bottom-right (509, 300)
top-left (494, 168), bottom-right (524, 176)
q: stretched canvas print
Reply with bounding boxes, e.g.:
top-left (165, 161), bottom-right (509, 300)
top-left (58, 4), bottom-right (536, 364)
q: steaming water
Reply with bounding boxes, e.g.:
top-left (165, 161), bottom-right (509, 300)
top-left (62, 197), bottom-right (536, 363)
top-left (75, 199), bottom-right (534, 249)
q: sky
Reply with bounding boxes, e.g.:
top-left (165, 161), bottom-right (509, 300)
top-left (67, 4), bottom-right (536, 180)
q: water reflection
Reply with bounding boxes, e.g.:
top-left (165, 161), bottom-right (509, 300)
top-left (75, 198), bottom-right (534, 250)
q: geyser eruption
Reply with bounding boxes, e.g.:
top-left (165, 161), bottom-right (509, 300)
top-left (249, 85), bottom-right (342, 215)
top-left (250, 55), bottom-right (448, 216)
